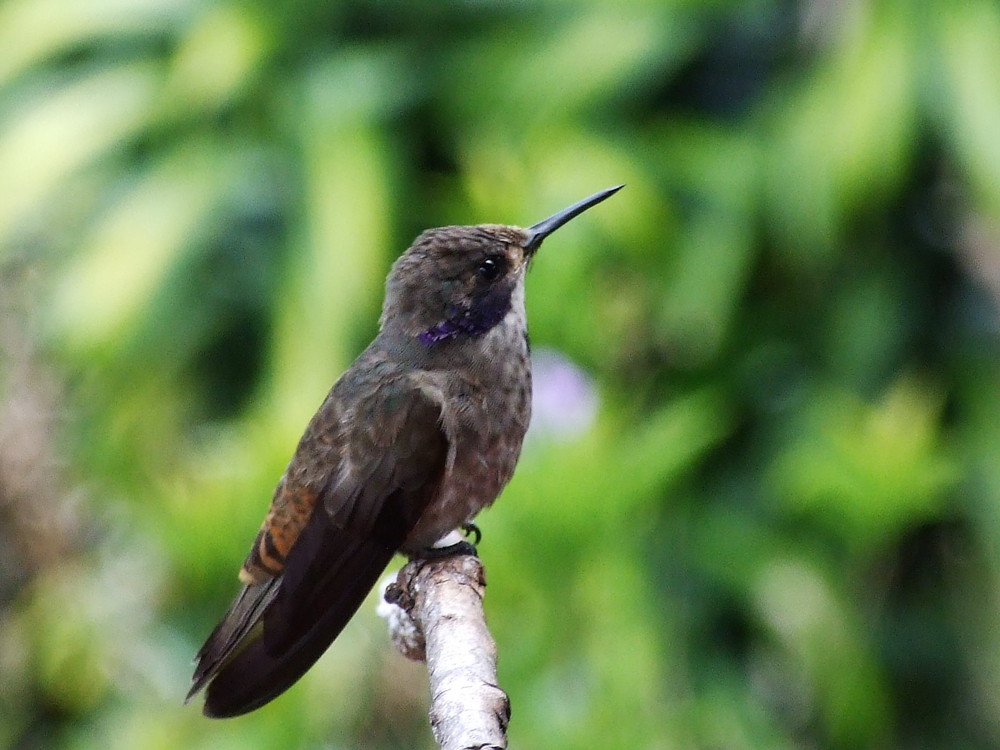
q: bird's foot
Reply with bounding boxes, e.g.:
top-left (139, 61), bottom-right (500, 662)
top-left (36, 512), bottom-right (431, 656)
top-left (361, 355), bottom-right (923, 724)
top-left (461, 521), bottom-right (482, 546)
top-left (423, 528), bottom-right (478, 559)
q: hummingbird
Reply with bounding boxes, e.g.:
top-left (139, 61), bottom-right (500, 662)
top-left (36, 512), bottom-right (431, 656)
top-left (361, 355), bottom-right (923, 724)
top-left (187, 185), bottom-right (623, 718)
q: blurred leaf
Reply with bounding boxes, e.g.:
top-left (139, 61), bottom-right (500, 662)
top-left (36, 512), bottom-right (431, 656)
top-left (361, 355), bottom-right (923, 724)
top-left (0, 0), bottom-right (190, 88)
top-left (938, 0), bottom-right (1000, 213)
top-left (752, 558), bottom-right (891, 747)
top-left (162, 3), bottom-right (273, 114)
top-left (655, 125), bottom-right (759, 364)
top-left (764, 4), bottom-right (917, 261)
top-left (0, 64), bottom-right (158, 245)
top-left (771, 376), bottom-right (959, 552)
top-left (49, 142), bottom-right (228, 352)
top-left (444, 6), bottom-right (684, 128)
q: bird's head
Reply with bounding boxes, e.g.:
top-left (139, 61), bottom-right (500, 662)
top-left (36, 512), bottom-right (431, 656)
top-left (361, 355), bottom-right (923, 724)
top-left (381, 185), bottom-right (622, 346)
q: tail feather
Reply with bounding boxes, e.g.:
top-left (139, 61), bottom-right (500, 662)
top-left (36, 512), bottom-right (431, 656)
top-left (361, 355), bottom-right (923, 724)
top-left (188, 509), bottom-right (397, 718)
top-left (187, 579), bottom-right (280, 702)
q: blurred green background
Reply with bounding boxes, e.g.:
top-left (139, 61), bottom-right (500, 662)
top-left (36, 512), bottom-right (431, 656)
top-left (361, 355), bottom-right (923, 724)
top-left (2, 0), bottom-right (1000, 748)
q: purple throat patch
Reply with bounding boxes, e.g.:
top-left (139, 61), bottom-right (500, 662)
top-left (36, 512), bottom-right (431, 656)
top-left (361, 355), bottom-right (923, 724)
top-left (418, 297), bottom-right (512, 346)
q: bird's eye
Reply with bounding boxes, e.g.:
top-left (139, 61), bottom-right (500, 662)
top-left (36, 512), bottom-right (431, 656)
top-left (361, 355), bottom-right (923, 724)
top-left (477, 254), bottom-right (506, 282)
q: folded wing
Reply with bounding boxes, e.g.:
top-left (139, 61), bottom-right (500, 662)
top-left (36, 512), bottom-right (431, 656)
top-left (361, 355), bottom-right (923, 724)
top-left (188, 378), bottom-right (448, 717)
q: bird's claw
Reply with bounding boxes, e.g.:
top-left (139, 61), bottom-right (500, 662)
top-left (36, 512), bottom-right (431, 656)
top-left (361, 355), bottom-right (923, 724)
top-left (461, 522), bottom-right (482, 546)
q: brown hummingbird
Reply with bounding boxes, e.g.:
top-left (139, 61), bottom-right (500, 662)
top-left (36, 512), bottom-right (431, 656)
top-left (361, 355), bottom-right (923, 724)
top-left (187, 185), bottom-right (623, 718)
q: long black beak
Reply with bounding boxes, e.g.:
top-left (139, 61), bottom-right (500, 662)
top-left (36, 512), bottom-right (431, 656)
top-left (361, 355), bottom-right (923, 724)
top-left (524, 184), bottom-right (624, 255)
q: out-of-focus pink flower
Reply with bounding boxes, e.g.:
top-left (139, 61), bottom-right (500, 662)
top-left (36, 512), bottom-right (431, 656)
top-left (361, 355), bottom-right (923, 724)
top-left (528, 348), bottom-right (599, 441)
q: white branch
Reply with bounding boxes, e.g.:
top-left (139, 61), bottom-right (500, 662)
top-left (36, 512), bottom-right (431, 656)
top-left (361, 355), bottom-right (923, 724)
top-left (380, 555), bottom-right (510, 750)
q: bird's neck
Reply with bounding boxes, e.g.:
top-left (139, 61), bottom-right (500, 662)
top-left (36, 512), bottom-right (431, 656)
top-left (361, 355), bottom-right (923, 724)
top-left (381, 283), bottom-right (526, 354)
top-left (376, 294), bottom-right (528, 374)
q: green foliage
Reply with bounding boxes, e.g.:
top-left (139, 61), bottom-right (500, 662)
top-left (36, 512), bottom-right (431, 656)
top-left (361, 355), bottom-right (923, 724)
top-left (2, 0), bottom-right (1000, 748)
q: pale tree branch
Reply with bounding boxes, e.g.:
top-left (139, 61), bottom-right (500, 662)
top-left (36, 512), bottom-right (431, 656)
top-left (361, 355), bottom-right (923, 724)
top-left (380, 554), bottom-right (510, 750)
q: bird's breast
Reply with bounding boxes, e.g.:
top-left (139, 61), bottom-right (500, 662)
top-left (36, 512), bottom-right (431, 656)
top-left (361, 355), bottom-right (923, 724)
top-left (401, 320), bottom-right (532, 552)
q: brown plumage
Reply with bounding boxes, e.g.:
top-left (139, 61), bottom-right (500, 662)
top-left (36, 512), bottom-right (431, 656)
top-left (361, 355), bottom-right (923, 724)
top-left (187, 186), bottom-right (622, 718)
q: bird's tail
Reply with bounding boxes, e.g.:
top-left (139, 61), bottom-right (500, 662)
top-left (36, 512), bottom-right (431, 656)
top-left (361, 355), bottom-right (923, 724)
top-left (187, 521), bottom-right (396, 718)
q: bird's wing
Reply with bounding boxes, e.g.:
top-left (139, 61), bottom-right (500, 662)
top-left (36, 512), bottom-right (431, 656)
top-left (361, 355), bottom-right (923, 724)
top-left (188, 377), bottom-right (448, 718)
